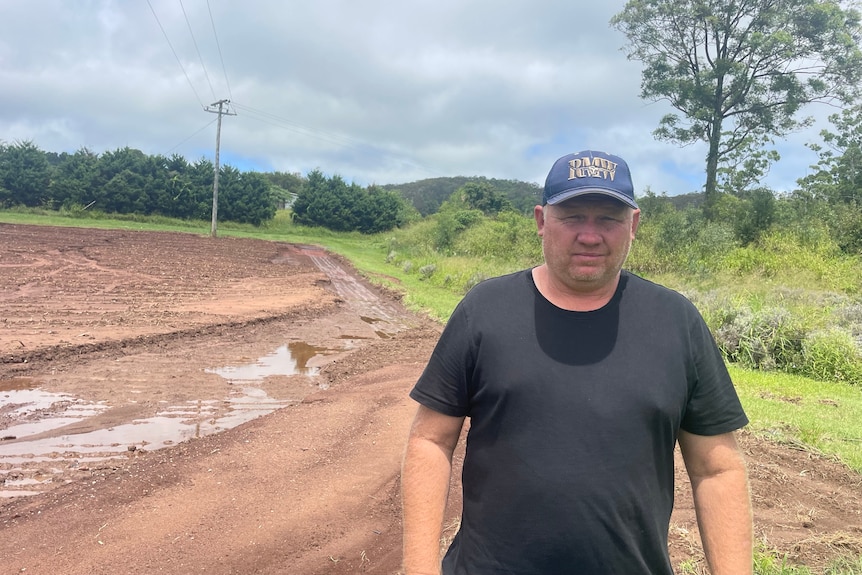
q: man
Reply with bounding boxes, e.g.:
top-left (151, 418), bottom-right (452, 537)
top-left (401, 150), bottom-right (753, 574)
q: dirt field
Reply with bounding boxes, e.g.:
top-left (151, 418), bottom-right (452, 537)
top-left (0, 222), bottom-right (860, 574)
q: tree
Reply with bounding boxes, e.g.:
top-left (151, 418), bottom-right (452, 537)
top-left (182, 157), bottom-right (217, 221)
top-left (103, 169), bottom-right (147, 214)
top-left (292, 170), bottom-right (412, 233)
top-left (0, 140), bottom-right (51, 207)
top-left (219, 169), bottom-right (276, 226)
top-left (292, 170), bottom-right (359, 231)
top-left (50, 148), bottom-right (100, 208)
top-left (355, 185), bottom-right (415, 234)
top-left (612, 0), bottom-right (862, 218)
top-left (800, 103), bottom-right (862, 204)
top-left (458, 181), bottom-right (513, 216)
top-left (713, 187), bottom-right (777, 243)
top-left (796, 103), bottom-right (862, 252)
top-left (715, 135), bottom-right (780, 196)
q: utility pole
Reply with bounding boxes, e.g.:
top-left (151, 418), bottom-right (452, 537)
top-left (205, 99), bottom-right (236, 237)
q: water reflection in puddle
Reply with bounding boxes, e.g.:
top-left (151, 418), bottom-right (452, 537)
top-left (1, 388), bottom-right (108, 440)
top-left (0, 377), bottom-right (39, 392)
top-left (360, 316), bottom-right (393, 339)
top-left (205, 341), bottom-right (332, 379)
top-left (0, 341), bottom-right (336, 497)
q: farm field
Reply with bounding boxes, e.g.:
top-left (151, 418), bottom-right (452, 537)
top-left (0, 223), bottom-right (860, 574)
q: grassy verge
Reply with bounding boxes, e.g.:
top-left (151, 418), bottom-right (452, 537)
top-left (732, 366), bottom-right (862, 472)
top-left (681, 552), bottom-right (862, 574)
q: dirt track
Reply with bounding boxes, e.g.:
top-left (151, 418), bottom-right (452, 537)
top-left (1, 223), bottom-right (861, 574)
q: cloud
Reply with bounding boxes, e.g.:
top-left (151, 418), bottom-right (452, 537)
top-left (0, 1), bottom-right (834, 196)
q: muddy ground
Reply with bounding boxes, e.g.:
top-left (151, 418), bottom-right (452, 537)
top-left (0, 222), bottom-right (860, 575)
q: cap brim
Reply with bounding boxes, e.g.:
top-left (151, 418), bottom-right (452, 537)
top-left (545, 187), bottom-right (638, 209)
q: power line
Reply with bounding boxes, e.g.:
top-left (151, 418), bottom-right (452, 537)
top-left (206, 0), bottom-right (233, 101)
top-left (231, 102), bottom-right (371, 150)
top-left (166, 118), bottom-right (218, 155)
top-left (146, 0), bottom-right (205, 109)
top-left (179, 0), bottom-right (216, 101)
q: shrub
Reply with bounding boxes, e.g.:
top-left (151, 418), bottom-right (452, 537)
top-left (712, 307), bottom-right (805, 371)
top-left (454, 211), bottom-right (541, 264)
top-left (464, 272), bottom-right (488, 293)
top-left (801, 329), bottom-right (862, 385)
top-left (419, 264), bottom-right (436, 280)
top-left (433, 209), bottom-right (480, 252)
top-left (696, 290), bottom-right (862, 385)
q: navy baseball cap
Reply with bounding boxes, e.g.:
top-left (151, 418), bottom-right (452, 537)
top-left (542, 150), bottom-right (638, 209)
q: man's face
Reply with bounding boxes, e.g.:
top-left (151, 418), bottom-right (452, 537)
top-left (534, 195), bottom-right (640, 295)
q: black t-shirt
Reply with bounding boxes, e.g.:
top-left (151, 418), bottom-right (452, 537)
top-left (410, 270), bottom-right (748, 575)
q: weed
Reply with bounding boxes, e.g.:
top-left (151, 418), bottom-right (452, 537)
top-left (802, 330), bottom-right (862, 384)
top-left (419, 264), bottom-right (437, 280)
top-left (463, 272), bottom-right (488, 294)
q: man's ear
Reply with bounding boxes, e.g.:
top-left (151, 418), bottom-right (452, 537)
top-left (534, 205), bottom-right (545, 236)
top-left (631, 209), bottom-right (641, 238)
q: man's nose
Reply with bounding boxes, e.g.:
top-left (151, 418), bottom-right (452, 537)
top-left (575, 221), bottom-right (603, 244)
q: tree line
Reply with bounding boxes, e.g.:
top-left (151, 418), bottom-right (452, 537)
top-left (0, 141), bottom-right (428, 233)
top-left (0, 142), bottom-right (275, 226)
top-left (0, 140), bottom-right (536, 234)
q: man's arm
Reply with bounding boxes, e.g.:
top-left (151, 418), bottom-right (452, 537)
top-left (401, 404), bottom-right (465, 575)
top-left (678, 430), bottom-right (753, 575)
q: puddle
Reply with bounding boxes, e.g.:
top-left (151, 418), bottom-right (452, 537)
top-left (0, 341), bottom-right (338, 498)
top-left (360, 316), bottom-right (396, 339)
top-left (1, 388), bottom-right (109, 440)
top-left (0, 377), bottom-right (38, 392)
top-left (205, 341), bottom-right (334, 379)
top-left (0, 489), bottom-right (41, 497)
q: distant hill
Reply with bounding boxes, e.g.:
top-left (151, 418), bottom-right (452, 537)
top-left (381, 176), bottom-right (542, 216)
top-left (641, 191), bottom-right (704, 211)
top-left (667, 191), bottom-right (704, 210)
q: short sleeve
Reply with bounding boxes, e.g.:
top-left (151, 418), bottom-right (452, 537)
top-left (409, 300), bottom-right (476, 417)
top-left (680, 311), bottom-right (749, 435)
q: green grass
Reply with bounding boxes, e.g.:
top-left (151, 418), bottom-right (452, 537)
top-left (752, 550), bottom-right (862, 574)
top-left (732, 365), bottom-right (862, 472)
top-left (678, 544), bottom-right (862, 574)
top-left (0, 207), bottom-right (214, 233)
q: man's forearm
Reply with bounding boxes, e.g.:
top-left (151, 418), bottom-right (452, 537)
top-left (691, 467), bottom-right (753, 575)
top-left (401, 435), bottom-right (454, 575)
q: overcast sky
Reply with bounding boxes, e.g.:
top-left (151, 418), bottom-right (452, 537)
top-left (0, 1), bottom-right (837, 196)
